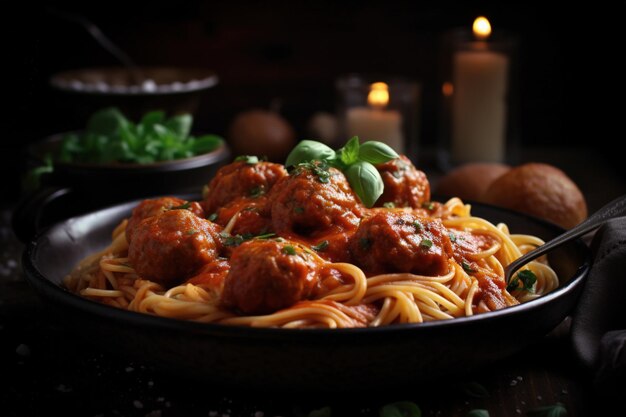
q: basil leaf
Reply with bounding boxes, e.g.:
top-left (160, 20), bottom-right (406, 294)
top-left (345, 160), bottom-right (384, 208)
top-left (359, 141), bottom-right (399, 164)
top-left (285, 140), bottom-right (336, 167)
top-left (22, 154), bottom-right (54, 192)
top-left (379, 401), bottom-right (421, 417)
top-left (165, 114), bottom-right (192, 138)
top-left (140, 111), bottom-right (166, 130)
top-left (526, 403), bottom-right (567, 417)
top-left (462, 381), bottom-right (490, 398)
top-left (467, 410), bottom-right (489, 417)
top-left (191, 135), bottom-right (222, 154)
top-left (86, 107), bottom-right (128, 136)
top-left (307, 406), bottom-right (332, 417)
top-left (338, 136), bottom-right (360, 165)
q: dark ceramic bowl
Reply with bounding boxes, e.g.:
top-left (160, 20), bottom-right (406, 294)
top-left (49, 67), bottom-right (218, 121)
top-left (22, 200), bottom-right (591, 393)
top-left (12, 134), bottom-right (230, 243)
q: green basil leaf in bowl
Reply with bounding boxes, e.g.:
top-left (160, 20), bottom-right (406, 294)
top-left (59, 107), bottom-right (223, 165)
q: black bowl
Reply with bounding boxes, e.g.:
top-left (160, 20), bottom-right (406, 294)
top-left (12, 134), bottom-right (230, 243)
top-left (49, 67), bottom-right (219, 121)
top-left (22, 201), bottom-right (590, 393)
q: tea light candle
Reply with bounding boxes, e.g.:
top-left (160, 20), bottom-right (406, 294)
top-left (451, 16), bottom-right (509, 163)
top-left (346, 82), bottom-right (404, 153)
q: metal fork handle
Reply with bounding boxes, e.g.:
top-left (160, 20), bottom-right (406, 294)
top-left (504, 194), bottom-right (626, 282)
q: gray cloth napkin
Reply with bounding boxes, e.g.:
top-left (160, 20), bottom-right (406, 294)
top-left (571, 217), bottom-right (626, 408)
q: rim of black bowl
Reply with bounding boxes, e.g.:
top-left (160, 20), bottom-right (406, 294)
top-left (22, 201), bottom-right (592, 341)
top-left (49, 67), bottom-right (219, 96)
top-left (28, 132), bottom-right (230, 171)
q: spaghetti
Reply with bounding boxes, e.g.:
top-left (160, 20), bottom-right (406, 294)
top-left (64, 196), bottom-right (558, 329)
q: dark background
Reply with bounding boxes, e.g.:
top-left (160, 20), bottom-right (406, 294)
top-left (4, 0), bottom-right (624, 203)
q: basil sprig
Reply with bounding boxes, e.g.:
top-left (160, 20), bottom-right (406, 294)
top-left (60, 107), bottom-right (223, 164)
top-left (285, 137), bottom-right (399, 208)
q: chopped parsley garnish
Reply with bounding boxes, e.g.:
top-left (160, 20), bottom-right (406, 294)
top-left (221, 232), bottom-right (276, 247)
top-left (507, 269), bottom-right (537, 293)
top-left (282, 245), bottom-right (297, 255)
top-left (294, 207), bottom-right (305, 214)
top-left (462, 260), bottom-right (476, 274)
top-left (207, 212), bottom-right (218, 221)
top-left (383, 202), bottom-right (396, 208)
top-left (235, 155), bottom-right (259, 164)
top-left (255, 233), bottom-right (276, 240)
top-left (249, 186), bottom-right (265, 198)
top-left (413, 220), bottom-right (423, 231)
top-left (185, 229), bottom-right (197, 235)
top-left (422, 201), bottom-right (435, 210)
top-left (221, 233), bottom-right (246, 247)
top-left (391, 159), bottom-right (409, 179)
top-left (419, 239), bottom-right (433, 249)
top-left (312, 240), bottom-right (329, 252)
top-left (359, 238), bottom-right (372, 250)
top-left (291, 161), bottom-right (331, 183)
top-left (170, 201), bottom-right (191, 210)
top-left (449, 232), bottom-right (457, 242)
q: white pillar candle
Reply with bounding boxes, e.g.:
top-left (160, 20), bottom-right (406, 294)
top-left (451, 17), bottom-right (510, 164)
top-left (346, 107), bottom-right (404, 153)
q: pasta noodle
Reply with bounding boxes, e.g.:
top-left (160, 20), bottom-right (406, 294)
top-left (64, 197), bottom-right (559, 328)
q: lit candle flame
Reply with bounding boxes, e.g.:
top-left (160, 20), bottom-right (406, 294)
top-left (442, 82), bottom-right (454, 97)
top-left (472, 16), bottom-right (491, 40)
top-left (368, 82), bottom-right (389, 108)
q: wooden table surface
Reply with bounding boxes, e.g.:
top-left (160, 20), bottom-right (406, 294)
top-left (1, 146), bottom-right (624, 417)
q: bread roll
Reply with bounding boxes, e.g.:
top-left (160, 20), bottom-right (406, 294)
top-left (435, 163), bottom-right (510, 202)
top-left (228, 110), bottom-right (296, 162)
top-left (482, 163), bottom-right (587, 229)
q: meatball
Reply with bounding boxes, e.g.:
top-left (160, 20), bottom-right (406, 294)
top-left (203, 160), bottom-right (288, 213)
top-left (221, 239), bottom-right (321, 314)
top-left (350, 211), bottom-right (453, 276)
top-left (128, 210), bottom-right (222, 286)
top-left (375, 155), bottom-right (430, 208)
top-left (449, 230), bottom-right (499, 264)
top-left (212, 197), bottom-right (272, 237)
top-left (126, 197), bottom-right (205, 244)
top-left (186, 259), bottom-right (231, 298)
top-left (267, 163), bottom-right (363, 237)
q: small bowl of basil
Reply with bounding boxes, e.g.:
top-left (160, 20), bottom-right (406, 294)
top-left (14, 107), bottom-right (230, 242)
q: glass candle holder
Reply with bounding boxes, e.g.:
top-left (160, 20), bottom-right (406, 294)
top-left (438, 17), bottom-right (519, 170)
top-left (336, 74), bottom-right (421, 158)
